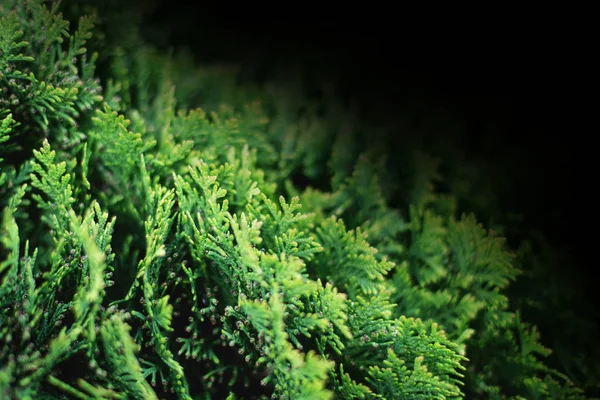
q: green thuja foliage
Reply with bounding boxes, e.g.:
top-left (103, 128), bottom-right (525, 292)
top-left (1, 1), bottom-right (598, 399)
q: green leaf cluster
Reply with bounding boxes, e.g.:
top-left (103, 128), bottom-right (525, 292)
top-left (1, 1), bottom-right (598, 399)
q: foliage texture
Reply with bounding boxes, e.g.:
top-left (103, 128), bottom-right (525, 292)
top-left (1, 1), bottom-right (598, 399)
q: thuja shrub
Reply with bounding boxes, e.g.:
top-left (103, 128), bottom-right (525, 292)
top-left (1, 1), bottom-right (598, 399)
